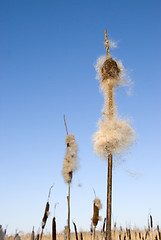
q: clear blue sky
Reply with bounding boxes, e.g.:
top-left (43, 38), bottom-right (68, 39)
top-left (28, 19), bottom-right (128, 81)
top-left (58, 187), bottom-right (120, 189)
top-left (0, 0), bottom-right (161, 235)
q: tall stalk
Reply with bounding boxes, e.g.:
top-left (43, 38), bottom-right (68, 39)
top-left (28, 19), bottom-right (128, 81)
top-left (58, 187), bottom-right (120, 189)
top-left (106, 154), bottom-right (112, 240)
top-left (62, 116), bottom-right (78, 240)
top-left (93, 29), bottom-right (135, 240)
top-left (67, 183), bottom-right (71, 240)
top-left (105, 30), bottom-right (113, 240)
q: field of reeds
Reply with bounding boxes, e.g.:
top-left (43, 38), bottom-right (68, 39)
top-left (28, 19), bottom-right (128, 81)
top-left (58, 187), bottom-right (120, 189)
top-left (4, 227), bottom-right (161, 240)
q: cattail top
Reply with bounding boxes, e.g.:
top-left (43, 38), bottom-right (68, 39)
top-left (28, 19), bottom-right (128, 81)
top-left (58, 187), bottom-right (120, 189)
top-left (95, 56), bottom-right (125, 89)
top-left (92, 198), bottom-right (102, 227)
top-left (94, 198), bottom-right (102, 210)
top-left (62, 134), bottom-right (78, 184)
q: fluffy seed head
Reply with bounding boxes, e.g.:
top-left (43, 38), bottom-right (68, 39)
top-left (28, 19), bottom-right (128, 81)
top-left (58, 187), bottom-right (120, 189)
top-left (101, 58), bottom-right (121, 83)
top-left (62, 134), bottom-right (78, 184)
top-left (93, 118), bottom-right (135, 158)
top-left (95, 56), bottom-right (131, 90)
top-left (94, 198), bottom-right (102, 209)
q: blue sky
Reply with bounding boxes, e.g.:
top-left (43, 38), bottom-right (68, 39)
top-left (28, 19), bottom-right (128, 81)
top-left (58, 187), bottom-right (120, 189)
top-left (0, 0), bottom-right (161, 235)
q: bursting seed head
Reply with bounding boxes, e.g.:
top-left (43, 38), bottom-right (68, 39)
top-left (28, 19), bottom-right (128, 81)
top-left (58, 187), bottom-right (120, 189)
top-left (101, 58), bottom-right (121, 83)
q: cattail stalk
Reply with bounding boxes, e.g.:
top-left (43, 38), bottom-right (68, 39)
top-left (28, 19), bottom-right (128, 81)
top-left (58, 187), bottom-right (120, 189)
top-left (40, 201), bottom-right (49, 240)
top-left (52, 217), bottom-right (56, 240)
top-left (31, 227), bottom-right (35, 240)
top-left (92, 198), bottom-right (102, 240)
top-left (80, 232), bottom-right (83, 240)
top-left (73, 222), bottom-right (79, 240)
top-left (62, 116), bottom-right (78, 240)
top-left (67, 183), bottom-right (71, 240)
top-left (105, 29), bottom-right (113, 240)
top-left (40, 185), bottom-right (53, 240)
top-left (93, 29), bottom-right (135, 240)
top-left (93, 227), bottom-right (96, 240)
top-left (102, 218), bottom-right (106, 240)
top-left (106, 153), bottom-right (112, 240)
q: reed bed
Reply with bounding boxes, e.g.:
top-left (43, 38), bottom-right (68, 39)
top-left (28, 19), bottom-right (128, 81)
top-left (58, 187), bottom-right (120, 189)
top-left (4, 227), bottom-right (161, 240)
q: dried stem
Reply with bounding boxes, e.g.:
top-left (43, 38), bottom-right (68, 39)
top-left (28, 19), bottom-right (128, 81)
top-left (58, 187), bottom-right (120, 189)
top-left (93, 226), bottom-right (96, 240)
top-left (67, 183), bottom-right (71, 240)
top-left (48, 184), bottom-right (54, 201)
top-left (104, 30), bottom-right (111, 60)
top-left (105, 29), bottom-right (113, 240)
top-left (73, 222), bottom-right (78, 240)
top-left (106, 154), bottom-right (112, 240)
top-left (64, 115), bottom-right (69, 135)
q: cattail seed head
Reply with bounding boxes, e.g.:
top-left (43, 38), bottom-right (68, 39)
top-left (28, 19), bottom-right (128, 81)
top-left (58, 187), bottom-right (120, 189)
top-left (101, 58), bottom-right (121, 83)
top-left (92, 198), bottom-right (102, 227)
top-left (94, 198), bottom-right (102, 210)
top-left (93, 118), bottom-right (135, 157)
top-left (41, 202), bottom-right (50, 229)
top-left (62, 134), bottom-right (78, 184)
top-left (150, 215), bottom-right (153, 229)
top-left (52, 217), bottom-right (56, 240)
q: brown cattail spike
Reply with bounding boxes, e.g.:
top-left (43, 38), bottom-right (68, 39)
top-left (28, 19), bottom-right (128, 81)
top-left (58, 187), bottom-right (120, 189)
top-left (36, 234), bottom-right (39, 240)
top-left (92, 198), bottom-right (102, 227)
top-left (101, 58), bottom-right (121, 83)
top-left (40, 201), bottom-right (50, 240)
top-left (73, 222), bottom-right (78, 240)
top-left (150, 215), bottom-right (153, 229)
top-left (80, 232), bottom-right (83, 240)
top-left (52, 217), bottom-right (56, 240)
top-left (92, 203), bottom-right (99, 227)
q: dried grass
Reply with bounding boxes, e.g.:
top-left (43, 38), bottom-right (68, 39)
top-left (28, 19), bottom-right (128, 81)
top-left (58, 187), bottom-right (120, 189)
top-left (7, 228), bottom-right (161, 240)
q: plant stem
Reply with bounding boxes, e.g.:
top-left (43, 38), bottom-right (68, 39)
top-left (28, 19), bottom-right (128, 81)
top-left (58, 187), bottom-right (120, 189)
top-left (67, 183), bottom-right (71, 240)
top-left (106, 154), bottom-right (113, 240)
top-left (106, 58), bottom-right (114, 240)
top-left (93, 226), bottom-right (96, 240)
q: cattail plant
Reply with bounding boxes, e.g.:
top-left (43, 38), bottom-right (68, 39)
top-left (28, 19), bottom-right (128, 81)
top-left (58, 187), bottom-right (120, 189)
top-left (157, 225), bottom-right (161, 240)
top-left (14, 233), bottom-right (21, 240)
top-left (40, 184), bottom-right (54, 240)
top-left (90, 223), bottom-right (94, 240)
top-left (35, 234), bottom-right (40, 240)
top-left (64, 226), bottom-right (68, 240)
top-left (0, 225), bottom-right (6, 240)
top-left (52, 217), bottom-right (56, 240)
top-left (73, 222), bottom-right (79, 240)
top-left (150, 215), bottom-right (153, 229)
top-left (30, 227), bottom-right (35, 240)
top-left (101, 218), bottom-right (106, 240)
top-left (93, 30), bottom-right (135, 240)
top-left (80, 232), bottom-right (83, 240)
top-left (62, 115), bottom-right (79, 240)
top-left (92, 198), bottom-right (102, 240)
top-left (52, 203), bottom-right (58, 240)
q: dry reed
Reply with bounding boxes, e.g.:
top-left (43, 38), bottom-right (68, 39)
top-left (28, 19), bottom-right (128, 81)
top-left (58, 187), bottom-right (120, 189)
top-left (4, 227), bottom-right (161, 240)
